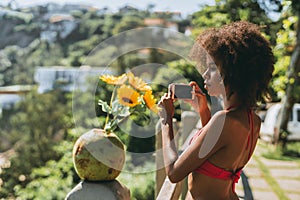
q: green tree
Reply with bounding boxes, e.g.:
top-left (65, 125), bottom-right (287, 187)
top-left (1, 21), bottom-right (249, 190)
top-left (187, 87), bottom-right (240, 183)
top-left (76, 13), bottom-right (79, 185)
top-left (277, 0), bottom-right (300, 147)
top-left (112, 15), bottom-right (144, 34)
top-left (0, 89), bottom-right (72, 198)
top-left (0, 40), bottom-right (64, 86)
top-left (14, 139), bottom-right (79, 200)
top-left (111, 15), bottom-right (145, 73)
top-left (191, 0), bottom-right (277, 44)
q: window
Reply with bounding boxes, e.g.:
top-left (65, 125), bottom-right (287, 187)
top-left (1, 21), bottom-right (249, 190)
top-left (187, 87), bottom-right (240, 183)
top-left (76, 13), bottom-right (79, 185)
top-left (297, 110), bottom-right (300, 122)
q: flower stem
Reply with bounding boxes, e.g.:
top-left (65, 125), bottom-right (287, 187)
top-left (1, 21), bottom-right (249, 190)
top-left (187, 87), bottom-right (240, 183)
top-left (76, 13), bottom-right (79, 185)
top-left (114, 114), bottom-right (130, 125)
top-left (104, 87), bottom-right (116, 134)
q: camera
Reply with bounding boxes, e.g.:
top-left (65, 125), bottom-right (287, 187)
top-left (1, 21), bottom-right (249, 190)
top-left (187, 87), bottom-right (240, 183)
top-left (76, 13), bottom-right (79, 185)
top-left (169, 83), bottom-right (195, 100)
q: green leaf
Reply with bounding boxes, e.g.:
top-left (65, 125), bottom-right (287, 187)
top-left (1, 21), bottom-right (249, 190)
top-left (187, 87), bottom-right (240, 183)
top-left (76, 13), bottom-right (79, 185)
top-left (98, 99), bottom-right (112, 114)
top-left (130, 104), bottom-right (146, 113)
top-left (111, 100), bottom-right (129, 117)
top-left (130, 111), bottom-right (151, 126)
top-left (118, 106), bottom-right (130, 117)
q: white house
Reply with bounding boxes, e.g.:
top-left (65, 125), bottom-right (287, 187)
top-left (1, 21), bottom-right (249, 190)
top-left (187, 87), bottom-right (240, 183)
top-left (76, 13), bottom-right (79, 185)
top-left (0, 85), bottom-right (32, 117)
top-left (34, 66), bottom-right (111, 93)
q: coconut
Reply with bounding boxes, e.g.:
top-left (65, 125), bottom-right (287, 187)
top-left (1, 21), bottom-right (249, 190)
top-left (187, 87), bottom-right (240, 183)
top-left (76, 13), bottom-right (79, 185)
top-left (73, 129), bottom-right (125, 181)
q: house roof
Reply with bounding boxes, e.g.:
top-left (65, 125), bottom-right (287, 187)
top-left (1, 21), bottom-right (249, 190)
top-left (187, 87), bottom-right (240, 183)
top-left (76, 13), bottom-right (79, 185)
top-left (0, 85), bottom-right (32, 94)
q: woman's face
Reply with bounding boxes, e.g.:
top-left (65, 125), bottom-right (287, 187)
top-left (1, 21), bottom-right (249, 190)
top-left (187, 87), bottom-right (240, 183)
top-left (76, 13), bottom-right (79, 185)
top-left (202, 58), bottom-right (225, 97)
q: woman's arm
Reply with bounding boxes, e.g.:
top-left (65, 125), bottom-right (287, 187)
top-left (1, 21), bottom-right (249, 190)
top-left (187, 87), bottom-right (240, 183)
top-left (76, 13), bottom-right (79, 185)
top-left (161, 121), bottom-right (179, 180)
top-left (158, 94), bottom-right (227, 183)
top-left (198, 100), bottom-right (211, 127)
top-left (189, 81), bottom-right (211, 126)
top-left (158, 93), bottom-right (178, 176)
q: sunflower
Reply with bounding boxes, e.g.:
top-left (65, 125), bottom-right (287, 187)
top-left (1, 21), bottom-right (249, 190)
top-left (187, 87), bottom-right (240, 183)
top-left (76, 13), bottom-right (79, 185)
top-left (117, 85), bottom-right (141, 107)
top-left (143, 90), bottom-right (158, 113)
top-left (127, 72), bottom-right (152, 91)
top-left (100, 74), bottom-right (127, 85)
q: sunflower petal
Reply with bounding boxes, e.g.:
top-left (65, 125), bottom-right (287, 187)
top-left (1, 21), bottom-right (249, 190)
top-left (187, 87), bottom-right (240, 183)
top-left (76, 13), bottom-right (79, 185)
top-left (143, 90), bottom-right (158, 113)
top-left (127, 72), bottom-right (151, 91)
top-left (100, 74), bottom-right (127, 85)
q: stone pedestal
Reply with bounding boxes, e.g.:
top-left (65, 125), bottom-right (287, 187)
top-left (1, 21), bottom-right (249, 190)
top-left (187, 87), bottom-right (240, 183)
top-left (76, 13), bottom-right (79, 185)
top-left (65, 180), bottom-right (130, 200)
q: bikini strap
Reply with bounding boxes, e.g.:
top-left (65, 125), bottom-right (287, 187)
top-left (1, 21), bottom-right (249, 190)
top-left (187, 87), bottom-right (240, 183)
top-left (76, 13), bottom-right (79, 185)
top-left (226, 105), bottom-right (239, 111)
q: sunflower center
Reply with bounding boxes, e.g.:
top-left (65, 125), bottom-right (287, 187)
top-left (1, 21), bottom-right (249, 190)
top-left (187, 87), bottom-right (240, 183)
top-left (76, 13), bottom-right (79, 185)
top-left (122, 97), bottom-right (133, 104)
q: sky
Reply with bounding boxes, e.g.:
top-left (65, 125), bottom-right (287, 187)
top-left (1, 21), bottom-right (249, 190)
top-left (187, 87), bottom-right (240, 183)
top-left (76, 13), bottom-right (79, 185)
top-left (0, 0), bottom-right (215, 16)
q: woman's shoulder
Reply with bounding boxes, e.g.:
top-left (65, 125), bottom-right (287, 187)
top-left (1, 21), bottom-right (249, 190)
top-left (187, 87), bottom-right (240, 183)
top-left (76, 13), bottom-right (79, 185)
top-left (210, 110), bottom-right (227, 120)
top-left (206, 110), bottom-right (239, 129)
top-left (209, 110), bottom-right (237, 125)
top-left (222, 109), bottom-right (261, 133)
top-left (205, 109), bottom-right (260, 131)
top-left (203, 110), bottom-right (229, 134)
top-left (208, 109), bottom-right (249, 132)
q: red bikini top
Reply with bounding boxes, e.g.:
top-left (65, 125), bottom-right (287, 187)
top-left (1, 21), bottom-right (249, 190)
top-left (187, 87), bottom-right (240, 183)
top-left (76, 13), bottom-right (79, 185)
top-left (189, 108), bottom-right (254, 192)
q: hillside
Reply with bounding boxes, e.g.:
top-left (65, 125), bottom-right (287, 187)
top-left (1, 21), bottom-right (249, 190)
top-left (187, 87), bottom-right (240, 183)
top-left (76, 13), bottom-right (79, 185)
top-left (0, 3), bottom-right (189, 87)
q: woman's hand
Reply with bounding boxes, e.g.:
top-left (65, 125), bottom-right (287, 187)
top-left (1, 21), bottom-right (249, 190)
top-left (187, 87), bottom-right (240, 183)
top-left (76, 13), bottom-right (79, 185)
top-left (184, 81), bottom-right (208, 113)
top-left (158, 93), bottom-right (175, 125)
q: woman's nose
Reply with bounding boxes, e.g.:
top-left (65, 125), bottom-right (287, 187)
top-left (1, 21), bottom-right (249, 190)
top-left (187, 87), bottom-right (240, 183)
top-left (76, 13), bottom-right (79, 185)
top-left (202, 69), bottom-right (209, 79)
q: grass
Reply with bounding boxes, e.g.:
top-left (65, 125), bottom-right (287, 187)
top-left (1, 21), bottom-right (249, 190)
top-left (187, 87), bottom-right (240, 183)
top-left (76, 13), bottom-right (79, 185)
top-left (259, 141), bottom-right (300, 162)
top-left (252, 141), bottom-right (300, 199)
top-left (253, 155), bottom-right (290, 200)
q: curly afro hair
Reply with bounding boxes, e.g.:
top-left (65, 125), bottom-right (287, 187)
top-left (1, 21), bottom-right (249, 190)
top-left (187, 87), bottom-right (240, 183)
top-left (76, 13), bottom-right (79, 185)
top-left (190, 21), bottom-right (274, 108)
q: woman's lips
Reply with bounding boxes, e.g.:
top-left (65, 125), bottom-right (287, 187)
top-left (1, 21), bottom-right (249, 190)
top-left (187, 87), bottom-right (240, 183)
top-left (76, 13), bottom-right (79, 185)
top-left (204, 81), bottom-right (209, 90)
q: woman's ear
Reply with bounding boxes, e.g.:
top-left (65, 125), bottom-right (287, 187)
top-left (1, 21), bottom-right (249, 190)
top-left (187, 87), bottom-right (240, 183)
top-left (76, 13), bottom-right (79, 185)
top-left (218, 73), bottom-right (224, 85)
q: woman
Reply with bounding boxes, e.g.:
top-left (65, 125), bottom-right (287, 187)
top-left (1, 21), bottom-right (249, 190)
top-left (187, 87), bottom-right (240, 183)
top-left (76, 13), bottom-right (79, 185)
top-left (158, 21), bottom-right (274, 199)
